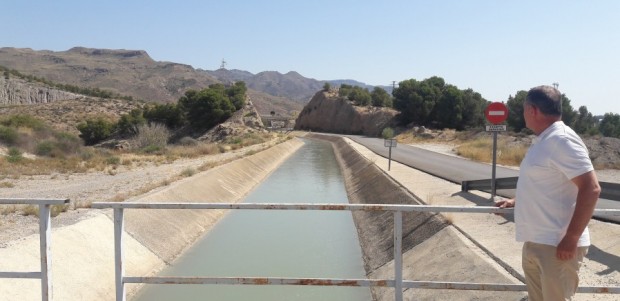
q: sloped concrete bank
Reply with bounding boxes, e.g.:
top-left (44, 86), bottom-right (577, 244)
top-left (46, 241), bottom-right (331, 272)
top-left (0, 138), bottom-right (304, 301)
top-left (306, 134), bottom-right (525, 301)
top-left (124, 137), bottom-right (304, 264)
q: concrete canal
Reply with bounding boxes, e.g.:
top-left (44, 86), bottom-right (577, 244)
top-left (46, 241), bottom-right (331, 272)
top-left (132, 138), bottom-right (372, 300)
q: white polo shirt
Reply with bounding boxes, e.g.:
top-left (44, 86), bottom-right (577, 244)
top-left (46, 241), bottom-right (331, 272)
top-left (515, 121), bottom-right (594, 247)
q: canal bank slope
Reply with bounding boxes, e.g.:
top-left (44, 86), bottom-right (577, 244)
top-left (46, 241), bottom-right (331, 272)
top-left (310, 133), bottom-right (619, 301)
top-left (308, 133), bottom-right (527, 301)
top-left (0, 138), bottom-right (304, 301)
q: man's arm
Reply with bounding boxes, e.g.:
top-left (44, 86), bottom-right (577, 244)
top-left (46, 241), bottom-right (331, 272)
top-left (556, 170), bottom-right (601, 260)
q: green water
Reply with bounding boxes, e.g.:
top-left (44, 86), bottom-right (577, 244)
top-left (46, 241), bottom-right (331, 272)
top-left (132, 138), bottom-right (372, 301)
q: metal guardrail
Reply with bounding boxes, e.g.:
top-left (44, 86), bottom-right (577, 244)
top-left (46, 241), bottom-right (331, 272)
top-left (461, 177), bottom-right (620, 201)
top-left (90, 202), bottom-right (620, 301)
top-left (0, 198), bottom-right (70, 301)
top-left (461, 176), bottom-right (519, 193)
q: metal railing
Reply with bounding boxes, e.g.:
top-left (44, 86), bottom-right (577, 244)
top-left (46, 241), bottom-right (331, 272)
top-left (0, 198), bottom-right (70, 301)
top-left (462, 177), bottom-right (620, 201)
top-left (91, 202), bottom-right (620, 301)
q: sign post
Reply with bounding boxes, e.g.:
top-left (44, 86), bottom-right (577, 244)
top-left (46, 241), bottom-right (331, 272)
top-left (484, 102), bottom-right (508, 199)
top-left (384, 138), bottom-right (397, 171)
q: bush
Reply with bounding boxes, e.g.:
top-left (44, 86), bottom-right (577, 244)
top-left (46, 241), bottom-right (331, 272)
top-left (6, 147), bottom-right (23, 163)
top-left (36, 141), bottom-right (55, 157)
top-left (382, 127), bottom-right (395, 139)
top-left (116, 109), bottom-right (146, 136)
top-left (106, 156), bottom-right (121, 165)
top-left (53, 132), bottom-right (82, 154)
top-left (0, 125), bottom-right (18, 145)
top-left (1, 114), bottom-right (46, 131)
top-left (323, 82), bottom-right (331, 91)
top-left (131, 123), bottom-right (170, 150)
top-left (77, 117), bottom-right (115, 146)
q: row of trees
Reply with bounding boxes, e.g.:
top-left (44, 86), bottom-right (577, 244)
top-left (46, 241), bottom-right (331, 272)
top-left (506, 90), bottom-right (620, 138)
top-left (338, 84), bottom-right (393, 107)
top-left (391, 77), bottom-right (487, 130)
top-left (337, 76), bottom-right (620, 138)
top-left (78, 82), bottom-right (247, 145)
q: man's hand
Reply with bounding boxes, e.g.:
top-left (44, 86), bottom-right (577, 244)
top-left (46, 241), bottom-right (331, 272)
top-left (494, 198), bottom-right (515, 208)
top-left (493, 198), bottom-right (515, 216)
top-left (556, 236), bottom-right (579, 260)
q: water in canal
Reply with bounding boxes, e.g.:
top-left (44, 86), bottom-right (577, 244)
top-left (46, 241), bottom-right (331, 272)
top-left (132, 138), bottom-right (372, 301)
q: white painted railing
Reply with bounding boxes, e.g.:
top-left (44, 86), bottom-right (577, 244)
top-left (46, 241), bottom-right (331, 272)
top-left (0, 198), bottom-right (70, 301)
top-left (90, 202), bottom-right (620, 301)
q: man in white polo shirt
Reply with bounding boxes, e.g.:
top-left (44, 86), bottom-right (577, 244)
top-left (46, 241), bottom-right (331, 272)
top-left (495, 85), bottom-right (601, 301)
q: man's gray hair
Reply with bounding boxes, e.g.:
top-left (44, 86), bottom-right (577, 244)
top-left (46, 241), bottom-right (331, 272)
top-left (526, 85), bottom-right (562, 116)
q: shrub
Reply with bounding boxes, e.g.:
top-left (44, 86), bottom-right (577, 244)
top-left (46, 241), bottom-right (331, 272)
top-left (106, 156), bottom-right (121, 165)
top-left (6, 147), bottom-right (23, 163)
top-left (77, 117), bottom-right (115, 146)
top-left (180, 168), bottom-right (196, 177)
top-left (0, 125), bottom-right (18, 145)
top-left (1, 114), bottom-right (46, 130)
top-left (323, 82), bottom-right (331, 91)
top-left (382, 127), bottom-right (395, 139)
top-left (53, 132), bottom-right (82, 154)
top-left (141, 145), bottom-right (163, 154)
top-left (36, 141), bottom-right (55, 157)
top-left (116, 109), bottom-right (147, 136)
top-left (131, 123), bottom-right (170, 150)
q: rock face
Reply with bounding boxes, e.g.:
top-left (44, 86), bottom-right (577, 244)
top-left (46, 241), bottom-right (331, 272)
top-left (294, 90), bottom-right (398, 137)
top-left (198, 96), bottom-right (266, 142)
top-left (0, 76), bottom-right (81, 105)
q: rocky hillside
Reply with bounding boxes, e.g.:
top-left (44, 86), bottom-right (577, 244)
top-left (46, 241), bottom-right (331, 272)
top-left (0, 47), bottom-right (377, 116)
top-left (0, 47), bottom-right (304, 115)
top-left (0, 76), bottom-right (82, 105)
top-left (0, 47), bottom-right (216, 103)
top-left (294, 90), bottom-right (398, 137)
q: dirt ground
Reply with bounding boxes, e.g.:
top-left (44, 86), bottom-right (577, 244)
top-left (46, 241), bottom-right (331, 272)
top-left (0, 142), bottom-right (271, 247)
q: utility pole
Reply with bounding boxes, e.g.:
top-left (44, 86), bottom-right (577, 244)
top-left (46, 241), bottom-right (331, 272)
top-left (220, 59), bottom-right (227, 70)
top-left (552, 82), bottom-right (559, 89)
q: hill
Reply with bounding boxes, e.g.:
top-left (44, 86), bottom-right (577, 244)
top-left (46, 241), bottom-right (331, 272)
top-left (0, 47), bottom-right (304, 116)
top-left (202, 69), bottom-right (379, 103)
top-left (0, 47), bottom-right (380, 117)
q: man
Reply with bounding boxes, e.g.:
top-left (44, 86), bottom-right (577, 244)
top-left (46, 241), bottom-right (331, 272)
top-left (495, 85), bottom-right (601, 300)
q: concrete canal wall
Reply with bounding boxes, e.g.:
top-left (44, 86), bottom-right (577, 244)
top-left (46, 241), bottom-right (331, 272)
top-left (307, 133), bottom-right (525, 301)
top-left (0, 138), bottom-right (304, 301)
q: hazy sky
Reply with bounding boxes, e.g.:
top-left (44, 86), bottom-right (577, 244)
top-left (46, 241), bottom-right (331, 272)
top-left (3, 0), bottom-right (619, 115)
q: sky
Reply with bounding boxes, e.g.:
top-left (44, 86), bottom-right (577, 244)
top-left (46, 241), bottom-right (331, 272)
top-left (2, 0), bottom-right (619, 115)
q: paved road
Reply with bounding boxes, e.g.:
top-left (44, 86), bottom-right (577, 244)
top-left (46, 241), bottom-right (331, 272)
top-left (346, 135), bottom-right (620, 223)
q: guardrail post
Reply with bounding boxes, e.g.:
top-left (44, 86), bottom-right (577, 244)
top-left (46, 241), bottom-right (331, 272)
top-left (39, 204), bottom-right (52, 301)
top-left (114, 208), bottom-right (126, 301)
top-left (394, 211), bottom-right (403, 301)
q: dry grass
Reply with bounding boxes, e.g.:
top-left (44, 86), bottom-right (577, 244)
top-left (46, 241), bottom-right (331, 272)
top-left (0, 181), bottom-right (14, 188)
top-left (19, 204), bottom-right (68, 217)
top-left (167, 142), bottom-right (222, 158)
top-left (456, 137), bottom-right (528, 166)
top-left (396, 128), bottom-right (528, 167)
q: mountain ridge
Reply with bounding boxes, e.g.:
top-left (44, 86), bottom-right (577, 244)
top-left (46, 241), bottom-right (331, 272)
top-left (0, 47), bottom-right (382, 115)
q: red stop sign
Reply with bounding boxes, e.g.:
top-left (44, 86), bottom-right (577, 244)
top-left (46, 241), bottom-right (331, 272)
top-left (485, 102), bottom-right (508, 125)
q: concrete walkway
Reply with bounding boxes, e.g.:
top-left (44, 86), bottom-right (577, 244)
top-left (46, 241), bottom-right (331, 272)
top-left (346, 137), bottom-right (620, 301)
